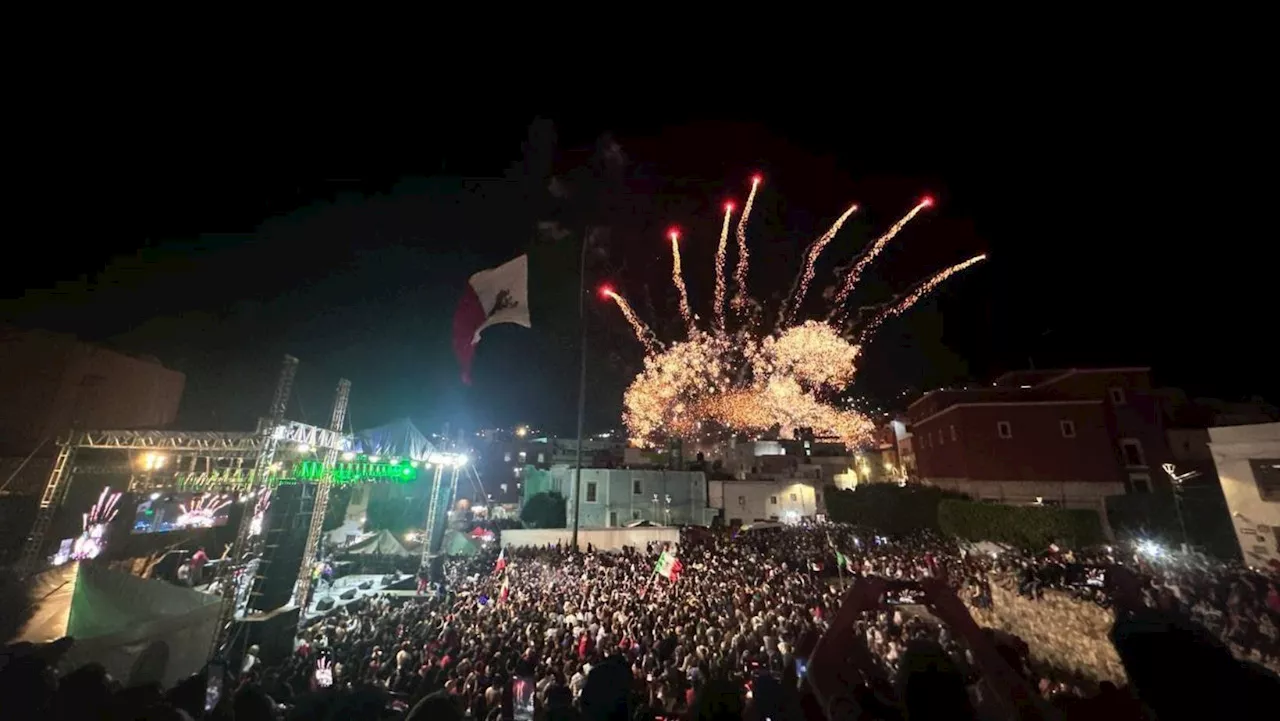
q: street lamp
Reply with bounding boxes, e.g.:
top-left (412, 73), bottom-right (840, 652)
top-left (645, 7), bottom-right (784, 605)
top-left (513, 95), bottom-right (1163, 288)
top-left (1162, 462), bottom-right (1200, 552)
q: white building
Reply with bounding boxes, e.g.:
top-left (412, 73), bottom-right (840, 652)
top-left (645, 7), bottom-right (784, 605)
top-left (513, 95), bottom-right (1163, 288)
top-left (523, 466), bottom-right (716, 527)
top-left (708, 479), bottom-right (825, 525)
top-left (1208, 423), bottom-right (1280, 569)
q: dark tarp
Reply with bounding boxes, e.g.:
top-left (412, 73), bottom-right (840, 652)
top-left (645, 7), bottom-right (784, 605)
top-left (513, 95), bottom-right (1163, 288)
top-left (441, 530), bottom-right (481, 557)
top-left (354, 418), bottom-right (437, 461)
top-left (345, 529), bottom-right (413, 556)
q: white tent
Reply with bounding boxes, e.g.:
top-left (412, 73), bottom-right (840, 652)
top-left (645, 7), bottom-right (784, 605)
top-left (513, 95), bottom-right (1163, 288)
top-left (11, 562), bottom-right (221, 689)
top-left (344, 529), bottom-right (412, 556)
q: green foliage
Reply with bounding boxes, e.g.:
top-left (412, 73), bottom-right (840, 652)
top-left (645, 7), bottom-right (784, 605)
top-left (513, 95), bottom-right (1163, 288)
top-left (937, 500), bottom-right (1104, 549)
top-left (823, 483), bottom-right (967, 534)
top-left (521, 492), bottom-right (567, 529)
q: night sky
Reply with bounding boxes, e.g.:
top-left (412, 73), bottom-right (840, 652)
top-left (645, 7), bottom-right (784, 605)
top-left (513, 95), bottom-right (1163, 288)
top-left (3, 101), bottom-right (1270, 437)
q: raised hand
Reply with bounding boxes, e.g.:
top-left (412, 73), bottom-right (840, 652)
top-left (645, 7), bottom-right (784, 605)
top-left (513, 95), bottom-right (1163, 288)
top-left (314, 656), bottom-right (333, 688)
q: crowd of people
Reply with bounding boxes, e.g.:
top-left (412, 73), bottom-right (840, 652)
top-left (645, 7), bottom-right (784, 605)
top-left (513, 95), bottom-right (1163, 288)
top-left (3, 523), bottom-right (1279, 719)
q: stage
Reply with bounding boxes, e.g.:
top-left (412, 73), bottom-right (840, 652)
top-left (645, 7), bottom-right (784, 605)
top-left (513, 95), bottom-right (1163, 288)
top-left (301, 572), bottom-right (412, 620)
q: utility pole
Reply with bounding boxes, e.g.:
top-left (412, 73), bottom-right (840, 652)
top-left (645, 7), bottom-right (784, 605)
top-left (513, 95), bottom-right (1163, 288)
top-left (571, 227), bottom-right (591, 551)
top-left (1163, 463), bottom-right (1199, 552)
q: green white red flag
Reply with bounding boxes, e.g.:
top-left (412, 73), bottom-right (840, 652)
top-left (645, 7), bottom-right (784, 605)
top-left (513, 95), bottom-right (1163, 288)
top-left (452, 254), bottom-right (531, 384)
top-left (654, 551), bottom-right (683, 582)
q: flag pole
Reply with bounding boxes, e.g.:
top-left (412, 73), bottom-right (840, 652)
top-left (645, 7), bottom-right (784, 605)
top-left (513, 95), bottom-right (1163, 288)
top-left (827, 531), bottom-right (845, 589)
top-left (570, 227), bottom-right (590, 552)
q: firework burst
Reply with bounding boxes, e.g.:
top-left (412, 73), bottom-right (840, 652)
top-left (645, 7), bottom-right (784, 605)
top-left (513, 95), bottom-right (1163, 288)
top-left (176, 493), bottom-right (233, 529)
top-left (72, 486), bottom-right (123, 560)
top-left (85, 485), bottom-right (123, 528)
top-left (248, 489), bottom-right (272, 537)
top-left (610, 175), bottom-right (986, 448)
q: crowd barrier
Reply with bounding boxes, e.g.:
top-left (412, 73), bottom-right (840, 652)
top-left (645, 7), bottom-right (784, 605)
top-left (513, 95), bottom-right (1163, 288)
top-left (501, 527), bottom-right (680, 552)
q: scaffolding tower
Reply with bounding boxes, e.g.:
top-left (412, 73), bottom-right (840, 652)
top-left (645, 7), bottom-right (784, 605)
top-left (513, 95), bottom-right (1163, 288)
top-left (419, 462), bottom-right (463, 569)
top-left (207, 355), bottom-right (297, 657)
top-left (291, 378), bottom-right (350, 613)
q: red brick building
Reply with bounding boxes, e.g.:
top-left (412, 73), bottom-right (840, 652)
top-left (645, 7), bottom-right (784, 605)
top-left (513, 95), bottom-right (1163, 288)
top-left (906, 368), bottom-right (1172, 512)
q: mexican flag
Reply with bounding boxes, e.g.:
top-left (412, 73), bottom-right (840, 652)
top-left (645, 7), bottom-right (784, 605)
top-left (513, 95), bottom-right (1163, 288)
top-left (835, 550), bottom-right (856, 572)
top-left (498, 575), bottom-right (510, 603)
top-left (494, 548), bottom-right (507, 574)
top-left (654, 551), bottom-right (683, 582)
top-left (452, 255), bottom-right (531, 384)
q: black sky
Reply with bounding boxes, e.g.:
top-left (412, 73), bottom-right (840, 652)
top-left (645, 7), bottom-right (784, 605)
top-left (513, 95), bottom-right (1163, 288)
top-left (3, 87), bottom-right (1270, 435)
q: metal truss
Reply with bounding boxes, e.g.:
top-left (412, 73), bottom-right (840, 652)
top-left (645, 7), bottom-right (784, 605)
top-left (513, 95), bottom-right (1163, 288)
top-left (65, 464), bottom-right (139, 476)
top-left (17, 444), bottom-right (76, 575)
top-left (267, 420), bottom-right (353, 453)
top-left (173, 470), bottom-right (254, 491)
top-left (420, 465), bottom-right (445, 570)
top-left (211, 355), bottom-right (297, 660)
top-left (14, 355), bottom-right (369, 664)
top-left (71, 429), bottom-right (265, 455)
top-left (292, 379), bottom-right (350, 612)
top-left (420, 465), bottom-right (462, 569)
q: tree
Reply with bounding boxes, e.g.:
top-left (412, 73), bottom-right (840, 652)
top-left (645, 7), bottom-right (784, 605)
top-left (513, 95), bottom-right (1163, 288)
top-left (521, 492), bottom-right (567, 529)
top-left (937, 500), bottom-right (1104, 549)
top-left (823, 483), bottom-right (967, 534)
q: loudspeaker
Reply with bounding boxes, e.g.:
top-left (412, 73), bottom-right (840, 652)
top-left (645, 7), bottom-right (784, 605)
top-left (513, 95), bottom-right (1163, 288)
top-left (358, 580), bottom-right (373, 590)
top-left (381, 574), bottom-right (397, 586)
top-left (314, 598), bottom-right (335, 612)
top-left (385, 574), bottom-right (418, 591)
top-left (235, 605), bottom-right (300, 665)
top-left (247, 484), bottom-right (315, 613)
top-left (339, 588), bottom-right (357, 600)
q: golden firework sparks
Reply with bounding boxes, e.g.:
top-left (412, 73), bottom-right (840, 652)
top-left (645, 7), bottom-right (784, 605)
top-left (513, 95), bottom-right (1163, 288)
top-left (605, 176), bottom-right (984, 448)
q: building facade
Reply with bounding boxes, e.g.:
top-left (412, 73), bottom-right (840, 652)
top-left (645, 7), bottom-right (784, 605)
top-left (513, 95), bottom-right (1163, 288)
top-left (906, 368), bottom-right (1173, 513)
top-left (471, 430), bottom-right (627, 505)
top-left (522, 466), bottom-right (716, 528)
top-left (0, 327), bottom-right (185, 494)
top-left (1208, 423), bottom-right (1280, 569)
top-left (708, 479), bottom-right (824, 525)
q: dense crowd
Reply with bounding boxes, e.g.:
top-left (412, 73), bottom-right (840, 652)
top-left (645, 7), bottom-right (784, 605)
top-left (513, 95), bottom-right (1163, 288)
top-left (3, 524), bottom-right (1279, 720)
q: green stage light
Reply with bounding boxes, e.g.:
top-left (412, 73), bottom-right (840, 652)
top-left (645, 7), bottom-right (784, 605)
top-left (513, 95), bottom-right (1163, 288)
top-left (288, 459), bottom-right (421, 483)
